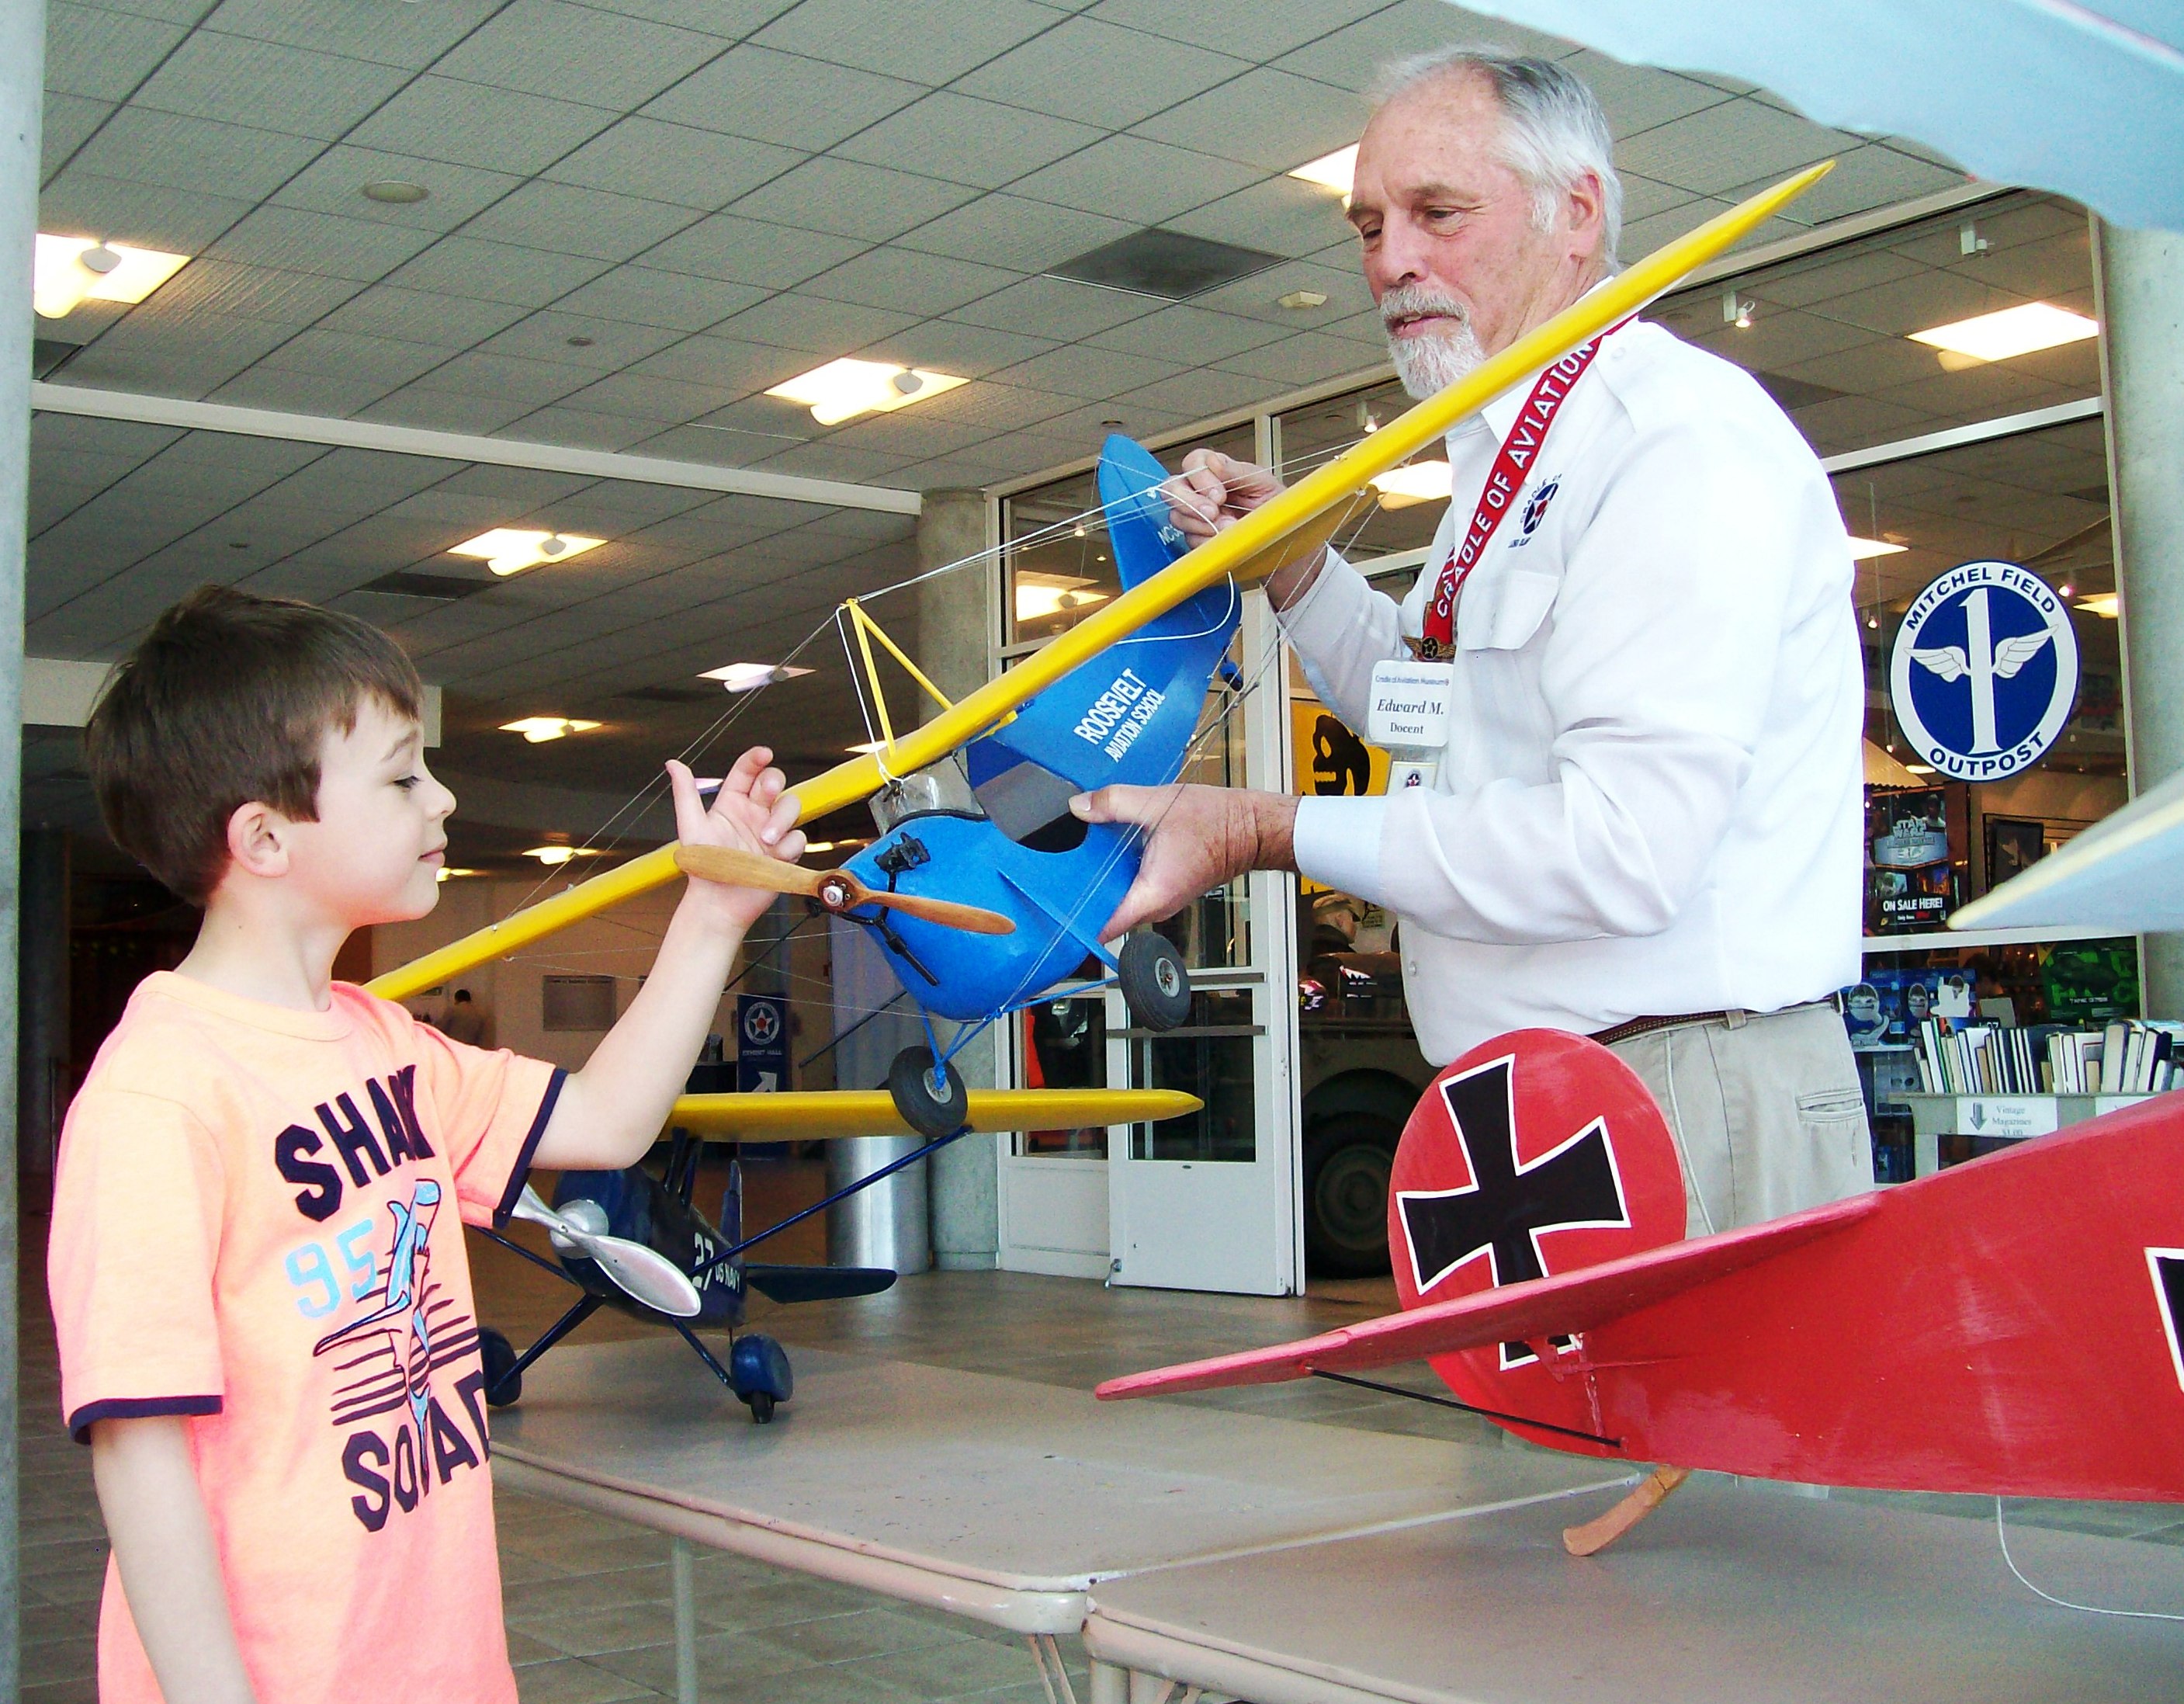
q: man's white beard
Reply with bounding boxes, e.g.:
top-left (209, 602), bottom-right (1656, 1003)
top-left (1382, 286), bottom-right (1485, 398)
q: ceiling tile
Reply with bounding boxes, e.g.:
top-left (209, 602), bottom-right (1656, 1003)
top-left (478, 308), bottom-right (689, 371)
top-left (1164, 175), bottom-right (1355, 261)
top-left (208, 205), bottom-right (441, 280)
top-left (628, 333), bottom-right (809, 394)
top-left (1214, 328), bottom-right (1378, 387)
top-left (38, 168), bottom-right (257, 250)
top-left (802, 245), bottom-right (1023, 316)
top-left (210, 366), bottom-right (400, 416)
top-left (987, 342), bottom-right (1171, 399)
top-left (435, 0), bottom-right (730, 107)
top-left (748, 440), bottom-right (912, 485)
top-left (854, 318), bottom-right (1059, 381)
top-left (1275, 1), bottom-right (1576, 93)
top-left (1010, 134), bottom-right (1260, 224)
top-left (357, 386), bottom-right (539, 436)
top-left (199, 0), bottom-right (503, 69)
top-left (137, 256), bottom-right (362, 328)
top-left (553, 265), bottom-right (762, 333)
top-left (69, 106), bottom-right (324, 200)
top-left (40, 92), bottom-right (115, 177)
top-left (320, 285), bottom-right (532, 349)
top-left (414, 349), bottom-right (601, 405)
top-left (831, 93), bottom-right (1103, 192)
top-left (490, 405), bottom-right (664, 452)
top-left (1187, 255), bottom-right (1373, 324)
top-left (1113, 364), bottom-right (1274, 418)
top-left (57, 311), bottom-right (299, 397)
top-left (1086, 301), bottom-right (1286, 363)
top-left (731, 158), bottom-right (975, 243)
top-left (1728, 144), bottom-right (1967, 228)
top-left (1614, 172), bottom-right (1699, 227)
top-left (270, 146), bottom-right (524, 232)
top-left (1087, 0), bottom-right (1347, 61)
top-left (712, 293), bottom-right (918, 356)
top-left (553, 371), bottom-right (744, 423)
top-left (1617, 97), bottom-right (1843, 199)
top-left (1563, 50), bottom-right (1736, 141)
top-left (253, 327), bottom-right (451, 389)
top-left (464, 181), bottom-right (699, 262)
top-left (643, 212), bottom-right (868, 290)
top-left (888, 377), bottom-right (1075, 431)
top-left (956, 16), bottom-right (1251, 130)
top-left (546, 117), bottom-right (803, 210)
top-left (571, 0), bottom-right (797, 34)
top-left (752, 0), bottom-right (1055, 86)
top-left (641, 46), bottom-right (923, 151)
top-left (44, 4), bottom-right (190, 102)
top-left (384, 236), bottom-right (615, 306)
top-left (1132, 68), bottom-right (1368, 174)
top-left (133, 31), bottom-right (413, 141)
top-left (895, 192), bottom-right (1135, 275)
top-left (349, 76), bottom-right (619, 176)
top-left (948, 273), bottom-right (1155, 340)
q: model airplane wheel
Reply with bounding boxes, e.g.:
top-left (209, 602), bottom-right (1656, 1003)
top-left (1120, 932), bottom-right (1192, 1032)
top-left (748, 1391), bottom-right (775, 1424)
top-left (889, 1046), bottom-right (969, 1139)
top-left (479, 1326), bottom-right (522, 1408)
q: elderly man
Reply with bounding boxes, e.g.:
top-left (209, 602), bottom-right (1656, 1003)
top-left (1075, 47), bottom-right (1871, 1237)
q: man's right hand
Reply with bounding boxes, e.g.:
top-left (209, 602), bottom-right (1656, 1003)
top-left (1161, 449), bottom-right (1327, 607)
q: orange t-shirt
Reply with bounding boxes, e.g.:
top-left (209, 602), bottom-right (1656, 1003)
top-left (49, 973), bottom-right (565, 1704)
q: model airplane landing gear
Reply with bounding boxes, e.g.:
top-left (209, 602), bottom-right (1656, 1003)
top-left (479, 1326), bottom-right (522, 1408)
top-left (888, 1045), bottom-right (969, 1139)
top-left (728, 1334), bottom-right (793, 1424)
top-left (1120, 931), bottom-right (1191, 1031)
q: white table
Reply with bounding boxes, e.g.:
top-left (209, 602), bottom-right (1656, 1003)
top-left (1081, 1477), bottom-right (2184, 1704)
top-left (489, 1339), bottom-right (1629, 1701)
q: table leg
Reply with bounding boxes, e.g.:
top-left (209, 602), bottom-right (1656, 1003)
top-left (672, 1536), bottom-right (697, 1704)
top-left (1089, 1661), bottom-right (1129, 1704)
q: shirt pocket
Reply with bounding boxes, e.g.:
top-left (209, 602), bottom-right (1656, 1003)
top-left (1456, 567), bottom-right (1559, 652)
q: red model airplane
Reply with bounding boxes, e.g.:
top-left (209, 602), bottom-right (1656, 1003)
top-left (1098, 1028), bottom-right (2184, 1546)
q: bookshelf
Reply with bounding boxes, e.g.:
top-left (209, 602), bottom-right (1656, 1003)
top-left (1899, 1091), bottom-right (2158, 1178)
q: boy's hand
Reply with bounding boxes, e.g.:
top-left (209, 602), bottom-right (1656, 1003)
top-left (670, 750), bottom-right (805, 930)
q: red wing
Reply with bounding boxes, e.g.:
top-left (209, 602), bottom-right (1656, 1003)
top-left (1097, 1193), bottom-right (1879, 1400)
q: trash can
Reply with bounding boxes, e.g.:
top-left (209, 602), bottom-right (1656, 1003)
top-left (826, 916), bottom-right (932, 1275)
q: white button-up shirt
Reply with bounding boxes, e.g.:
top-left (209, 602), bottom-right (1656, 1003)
top-left (1284, 318), bottom-right (1864, 1064)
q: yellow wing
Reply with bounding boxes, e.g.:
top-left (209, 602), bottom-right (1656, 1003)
top-left (369, 162), bottom-right (1832, 1004)
top-left (667, 1087), bottom-right (1201, 1140)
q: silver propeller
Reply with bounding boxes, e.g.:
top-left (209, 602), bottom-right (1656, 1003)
top-left (511, 1185), bottom-right (702, 1318)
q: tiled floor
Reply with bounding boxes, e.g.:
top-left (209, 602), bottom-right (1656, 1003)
top-left (22, 1163), bottom-right (2184, 1702)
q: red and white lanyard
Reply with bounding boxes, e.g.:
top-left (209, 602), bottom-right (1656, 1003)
top-left (1416, 324), bottom-right (1624, 658)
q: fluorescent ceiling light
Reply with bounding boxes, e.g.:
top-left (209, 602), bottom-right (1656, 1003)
top-left (1846, 536), bottom-right (1908, 560)
top-left (766, 357), bottom-right (966, 426)
top-left (34, 234), bottom-right (189, 319)
top-left (501, 717), bottom-right (601, 744)
top-left (1371, 460), bottom-right (1452, 509)
top-left (1289, 145), bottom-right (1357, 199)
top-left (2078, 592), bottom-right (2120, 619)
top-left (1014, 571), bottom-right (1107, 622)
top-left (1905, 764), bottom-right (1936, 776)
top-left (449, 528), bottom-right (603, 576)
top-left (435, 866), bottom-right (482, 882)
top-left (1909, 302), bottom-right (2098, 363)
top-left (523, 845), bottom-right (606, 865)
top-left (699, 661), bottom-right (816, 692)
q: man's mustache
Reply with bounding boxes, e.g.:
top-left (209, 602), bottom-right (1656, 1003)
top-left (1380, 285), bottom-right (1472, 337)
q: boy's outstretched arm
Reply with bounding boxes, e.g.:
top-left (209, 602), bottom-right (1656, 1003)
top-left (92, 1416), bottom-right (259, 1704)
top-left (535, 748), bottom-right (805, 1170)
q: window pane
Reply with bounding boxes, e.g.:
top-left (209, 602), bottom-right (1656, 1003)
top-left (1017, 997), bottom-right (1108, 1158)
top-left (1131, 988), bottom-right (1259, 1161)
top-left (1276, 376), bottom-right (1449, 564)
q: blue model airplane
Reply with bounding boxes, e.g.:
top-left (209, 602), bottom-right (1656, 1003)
top-left (834, 436), bottom-right (1239, 1137)
top-left (476, 1132), bottom-right (894, 1424)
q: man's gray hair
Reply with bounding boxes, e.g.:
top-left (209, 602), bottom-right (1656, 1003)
top-left (1372, 47), bottom-right (1623, 267)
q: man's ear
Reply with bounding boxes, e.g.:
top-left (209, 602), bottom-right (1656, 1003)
top-left (224, 799), bottom-right (294, 880)
top-left (1562, 169), bottom-right (1607, 262)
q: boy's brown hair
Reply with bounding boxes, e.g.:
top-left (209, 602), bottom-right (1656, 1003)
top-left (86, 585), bottom-right (425, 904)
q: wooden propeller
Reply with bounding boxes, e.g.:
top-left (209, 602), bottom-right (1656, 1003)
top-left (674, 844), bottom-right (1016, 935)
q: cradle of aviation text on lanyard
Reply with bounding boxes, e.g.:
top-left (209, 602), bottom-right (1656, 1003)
top-left (1416, 325), bottom-right (1621, 658)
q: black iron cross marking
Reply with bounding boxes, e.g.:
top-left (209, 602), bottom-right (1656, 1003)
top-left (2151, 1249), bottom-right (2184, 1392)
top-left (1397, 1055), bottom-right (1631, 1369)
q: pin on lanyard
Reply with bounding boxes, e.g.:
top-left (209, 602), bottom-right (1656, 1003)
top-left (1415, 323), bottom-right (1625, 658)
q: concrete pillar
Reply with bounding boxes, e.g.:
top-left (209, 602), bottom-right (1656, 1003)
top-left (915, 491), bottom-right (1000, 1271)
top-left (18, 829), bottom-right (68, 1201)
top-left (2098, 223), bottom-right (2184, 1018)
top-left (0, 0), bottom-right (41, 1690)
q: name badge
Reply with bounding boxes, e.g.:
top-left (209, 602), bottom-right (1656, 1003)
top-left (1367, 660), bottom-right (1453, 751)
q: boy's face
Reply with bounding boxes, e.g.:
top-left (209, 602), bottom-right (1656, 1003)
top-left (284, 696), bottom-right (456, 927)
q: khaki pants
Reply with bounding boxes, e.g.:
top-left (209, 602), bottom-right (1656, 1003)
top-left (1608, 1001), bottom-right (1873, 1238)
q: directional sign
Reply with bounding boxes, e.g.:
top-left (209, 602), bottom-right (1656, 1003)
top-left (737, 994), bottom-right (789, 1095)
top-left (1890, 560), bottom-right (2078, 783)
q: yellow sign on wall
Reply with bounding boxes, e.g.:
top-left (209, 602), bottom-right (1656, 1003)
top-left (1291, 699), bottom-right (1389, 800)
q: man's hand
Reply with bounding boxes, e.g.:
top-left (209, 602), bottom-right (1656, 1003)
top-left (670, 748), bottom-right (804, 932)
top-left (1071, 784), bottom-right (1298, 939)
top-left (1160, 449), bottom-right (1326, 607)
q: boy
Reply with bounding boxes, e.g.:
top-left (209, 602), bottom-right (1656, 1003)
top-left (50, 585), bottom-right (803, 1703)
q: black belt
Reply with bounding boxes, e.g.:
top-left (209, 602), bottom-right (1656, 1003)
top-left (1590, 994), bottom-right (1840, 1051)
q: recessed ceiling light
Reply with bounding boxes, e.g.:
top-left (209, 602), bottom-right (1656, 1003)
top-left (1289, 145), bottom-right (1357, 200)
top-left (33, 233), bottom-right (189, 318)
top-left (501, 717), bottom-right (602, 743)
top-left (1905, 764), bottom-right (1936, 776)
top-left (765, 357), bottom-right (965, 426)
top-left (522, 844), bottom-right (608, 865)
top-left (450, 528), bottom-right (603, 576)
top-left (2077, 592), bottom-right (2120, 619)
top-left (435, 866), bottom-right (482, 882)
top-left (1846, 536), bottom-right (1908, 560)
top-left (1370, 460), bottom-right (1452, 509)
top-left (1909, 302), bottom-right (2099, 363)
top-left (362, 180), bottom-right (429, 204)
top-left (1277, 289), bottom-right (1328, 311)
top-left (1014, 571), bottom-right (1107, 622)
top-left (699, 661), bottom-right (816, 692)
